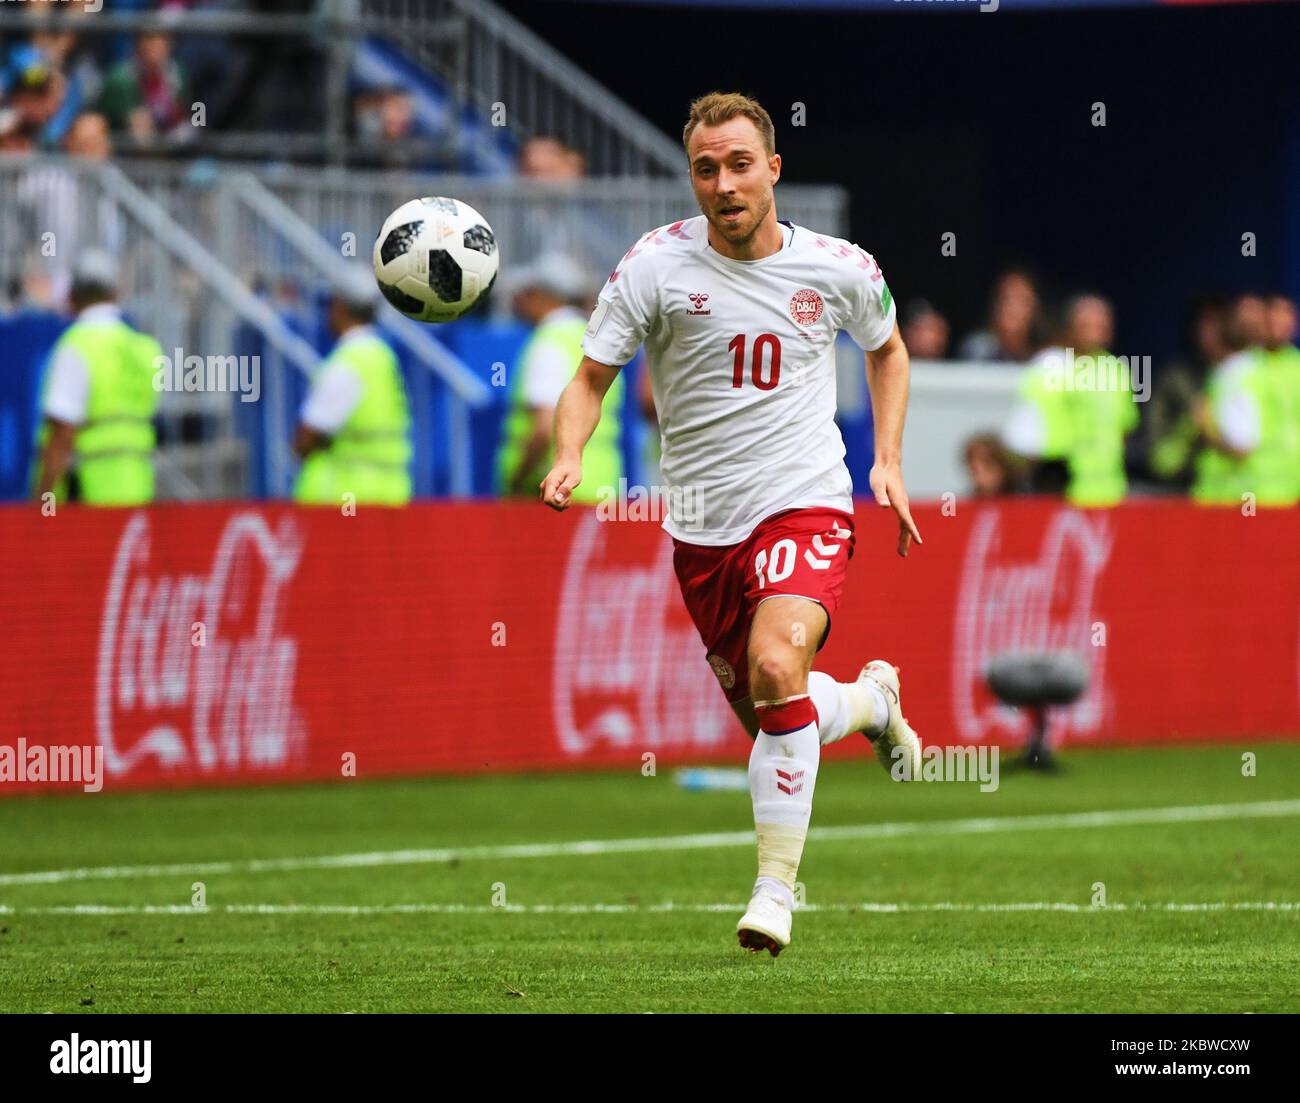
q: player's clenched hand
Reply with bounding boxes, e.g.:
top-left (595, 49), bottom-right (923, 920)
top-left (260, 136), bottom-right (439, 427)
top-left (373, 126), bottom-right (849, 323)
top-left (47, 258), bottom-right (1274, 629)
top-left (869, 461), bottom-right (923, 558)
top-left (540, 459), bottom-right (582, 511)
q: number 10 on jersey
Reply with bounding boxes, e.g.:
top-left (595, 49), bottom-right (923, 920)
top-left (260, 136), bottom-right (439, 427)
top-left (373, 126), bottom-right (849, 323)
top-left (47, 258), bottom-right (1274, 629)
top-left (729, 333), bottom-right (781, 391)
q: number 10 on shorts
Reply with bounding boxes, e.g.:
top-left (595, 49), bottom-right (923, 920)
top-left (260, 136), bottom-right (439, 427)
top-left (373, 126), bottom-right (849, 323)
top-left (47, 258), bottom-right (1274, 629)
top-left (754, 538), bottom-right (797, 589)
top-left (754, 530), bottom-right (848, 589)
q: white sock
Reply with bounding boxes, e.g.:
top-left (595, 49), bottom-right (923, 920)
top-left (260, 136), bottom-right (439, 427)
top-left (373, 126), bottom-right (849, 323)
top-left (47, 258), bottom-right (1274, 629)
top-left (748, 708), bottom-right (820, 891)
top-left (807, 670), bottom-right (889, 744)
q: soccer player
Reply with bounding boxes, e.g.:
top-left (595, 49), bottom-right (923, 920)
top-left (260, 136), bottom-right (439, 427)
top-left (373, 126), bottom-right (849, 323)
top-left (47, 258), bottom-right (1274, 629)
top-left (540, 92), bottom-right (922, 957)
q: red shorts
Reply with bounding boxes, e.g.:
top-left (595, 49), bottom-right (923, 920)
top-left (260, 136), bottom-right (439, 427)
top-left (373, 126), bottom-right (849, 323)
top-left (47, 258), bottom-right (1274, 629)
top-left (671, 507), bottom-right (856, 704)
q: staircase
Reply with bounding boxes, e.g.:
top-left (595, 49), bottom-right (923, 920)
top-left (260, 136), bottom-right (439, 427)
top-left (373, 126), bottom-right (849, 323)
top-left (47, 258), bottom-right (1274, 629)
top-left (0, 157), bottom-right (322, 501)
top-left (358, 0), bottom-right (685, 176)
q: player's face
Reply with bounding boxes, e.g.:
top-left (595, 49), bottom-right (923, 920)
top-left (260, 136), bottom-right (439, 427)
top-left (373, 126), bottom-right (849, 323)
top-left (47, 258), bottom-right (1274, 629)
top-left (687, 118), bottom-right (780, 247)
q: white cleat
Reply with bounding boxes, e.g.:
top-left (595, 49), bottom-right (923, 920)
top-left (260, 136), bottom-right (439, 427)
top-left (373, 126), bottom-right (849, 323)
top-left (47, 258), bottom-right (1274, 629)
top-left (736, 884), bottom-right (793, 957)
top-left (858, 659), bottom-right (922, 780)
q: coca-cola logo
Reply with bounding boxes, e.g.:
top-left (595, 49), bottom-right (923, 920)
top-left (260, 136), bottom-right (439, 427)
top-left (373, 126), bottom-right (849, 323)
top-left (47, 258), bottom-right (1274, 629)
top-left (953, 509), bottom-right (1113, 743)
top-left (97, 512), bottom-right (307, 776)
top-left (552, 513), bottom-right (737, 755)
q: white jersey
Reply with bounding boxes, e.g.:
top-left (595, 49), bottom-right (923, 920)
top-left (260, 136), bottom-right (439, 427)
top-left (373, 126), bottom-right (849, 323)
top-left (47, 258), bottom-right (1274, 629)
top-left (582, 215), bottom-right (896, 545)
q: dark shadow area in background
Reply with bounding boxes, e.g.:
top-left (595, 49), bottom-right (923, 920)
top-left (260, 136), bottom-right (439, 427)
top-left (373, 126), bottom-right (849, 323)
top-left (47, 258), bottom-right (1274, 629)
top-left (496, 1), bottom-right (1299, 362)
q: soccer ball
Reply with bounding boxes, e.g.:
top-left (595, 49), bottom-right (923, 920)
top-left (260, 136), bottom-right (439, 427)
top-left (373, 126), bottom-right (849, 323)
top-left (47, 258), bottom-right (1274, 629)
top-left (372, 197), bottom-right (499, 322)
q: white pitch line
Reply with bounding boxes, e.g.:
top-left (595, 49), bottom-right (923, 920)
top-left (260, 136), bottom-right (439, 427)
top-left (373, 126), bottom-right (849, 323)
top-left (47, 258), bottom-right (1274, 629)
top-left (0, 901), bottom-right (1296, 917)
top-left (1, 797), bottom-right (1298, 888)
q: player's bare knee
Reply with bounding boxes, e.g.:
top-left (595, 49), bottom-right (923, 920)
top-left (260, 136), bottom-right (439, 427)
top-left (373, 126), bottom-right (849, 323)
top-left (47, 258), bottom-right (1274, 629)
top-left (749, 647), bottom-right (807, 700)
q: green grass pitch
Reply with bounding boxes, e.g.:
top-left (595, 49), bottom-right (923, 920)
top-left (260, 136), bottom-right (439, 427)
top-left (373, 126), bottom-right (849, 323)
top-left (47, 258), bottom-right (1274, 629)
top-left (0, 744), bottom-right (1297, 1013)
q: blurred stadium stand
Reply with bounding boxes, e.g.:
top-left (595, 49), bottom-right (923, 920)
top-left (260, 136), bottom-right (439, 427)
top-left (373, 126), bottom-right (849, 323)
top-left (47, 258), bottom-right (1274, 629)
top-left (0, 0), bottom-right (845, 501)
top-left (3, 0), bottom-right (1295, 506)
top-left (1, 0), bottom-right (684, 172)
top-left (0, 158), bottom-right (846, 501)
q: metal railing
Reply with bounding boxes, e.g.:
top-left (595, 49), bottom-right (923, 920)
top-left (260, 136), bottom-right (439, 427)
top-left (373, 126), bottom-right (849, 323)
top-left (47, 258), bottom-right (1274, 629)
top-left (114, 158), bottom-right (848, 285)
top-left (363, 0), bottom-right (687, 175)
top-left (1, 155), bottom-right (506, 500)
top-left (0, 155), bottom-right (324, 499)
top-left (2, 155), bottom-right (848, 501)
top-left (220, 171), bottom-right (490, 497)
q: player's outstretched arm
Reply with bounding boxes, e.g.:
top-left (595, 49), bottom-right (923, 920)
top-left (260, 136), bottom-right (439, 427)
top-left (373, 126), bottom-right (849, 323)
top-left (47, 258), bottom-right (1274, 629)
top-left (866, 323), bottom-right (923, 558)
top-left (539, 355), bottom-right (621, 511)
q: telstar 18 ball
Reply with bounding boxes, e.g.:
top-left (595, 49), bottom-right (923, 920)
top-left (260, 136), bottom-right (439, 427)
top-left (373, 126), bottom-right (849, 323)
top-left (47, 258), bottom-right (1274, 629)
top-left (372, 197), bottom-right (499, 322)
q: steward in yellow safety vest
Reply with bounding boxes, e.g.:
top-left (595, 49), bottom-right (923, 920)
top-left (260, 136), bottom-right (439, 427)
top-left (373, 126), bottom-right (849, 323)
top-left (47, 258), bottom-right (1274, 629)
top-left (1263, 293), bottom-right (1300, 502)
top-left (1192, 293), bottom-right (1298, 507)
top-left (33, 250), bottom-right (163, 507)
top-left (1002, 296), bottom-right (1137, 507)
top-left (294, 268), bottom-right (412, 506)
top-left (496, 253), bottom-right (623, 501)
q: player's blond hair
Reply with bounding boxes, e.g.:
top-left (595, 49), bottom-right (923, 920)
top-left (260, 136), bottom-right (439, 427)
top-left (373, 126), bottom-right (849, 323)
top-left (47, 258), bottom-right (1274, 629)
top-left (682, 92), bottom-right (776, 161)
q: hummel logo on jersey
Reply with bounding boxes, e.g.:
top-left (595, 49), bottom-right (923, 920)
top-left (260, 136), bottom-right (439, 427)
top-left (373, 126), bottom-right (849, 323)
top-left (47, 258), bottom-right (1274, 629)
top-left (687, 292), bottom-right (711, 316)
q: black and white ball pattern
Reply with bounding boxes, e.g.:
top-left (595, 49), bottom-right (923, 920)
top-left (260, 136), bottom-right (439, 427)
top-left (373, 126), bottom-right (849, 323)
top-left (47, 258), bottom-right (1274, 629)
top-left (372, 197), bottom-right (500, 323)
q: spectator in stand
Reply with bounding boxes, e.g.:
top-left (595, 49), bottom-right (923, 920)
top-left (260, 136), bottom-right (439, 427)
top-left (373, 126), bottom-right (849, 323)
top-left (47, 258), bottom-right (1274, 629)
top-left (377, 88), bottom-right (414, 143)
top-left (1069, 294), bottom-right (1116, 358)
top-left (172, 0), bottom-right (257, 134)
top-left (12, 110), bottom-right (118, 308)
top-left (2, 58), bottom-right (62, 149)
top-left (5, 25), bottom-right (104, 149)
top-left (0, 104), bottom-right (35, 153)
top-left (0, 104), bottom-right (37, 308)
top-left (519, 136), bottom-right (585, 180)
top-left (513, 135), bottom-right (622, 285)
top-left (1146, 297), bottom-right (1231, 490)
top-left (900, 298), bottom-right (950, 360)
top-left (3, 67), bottom-right (74, 305)
top-left (962, 433), bottom-right (1019, 498)
top-left (1263, 293), bottom-right (1299, 370)
top-left (1197, 298), bottom-right (1233, 364)
top-left (65, 109), bottom-right (113, 160)
top-left (99, 31), bottom-right (189, 142)
top-left (352, 86), bottom-right (425, 170)
top-left (957, 268), bottom-right (1042, 363)
top-left (1, 48), bottom-right (60, 150)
